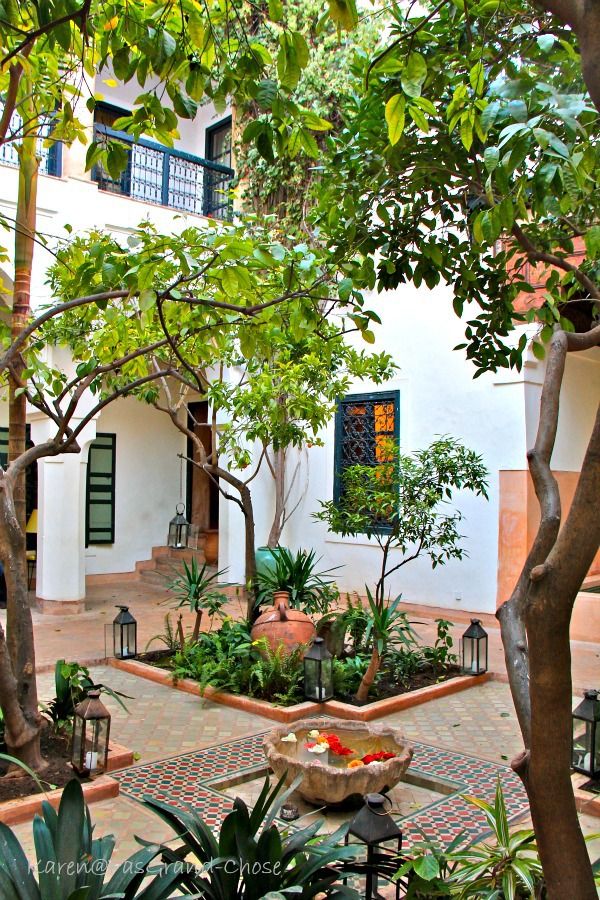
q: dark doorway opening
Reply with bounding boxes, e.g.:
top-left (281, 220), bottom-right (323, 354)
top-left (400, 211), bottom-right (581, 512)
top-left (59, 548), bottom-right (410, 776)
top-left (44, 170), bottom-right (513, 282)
top-left (186, 402), bottom-right (219, 533)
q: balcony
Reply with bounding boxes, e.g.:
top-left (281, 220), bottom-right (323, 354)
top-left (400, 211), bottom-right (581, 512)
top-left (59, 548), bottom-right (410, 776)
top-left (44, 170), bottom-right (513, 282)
top-left (0, 112), bottom-right (61, 176)
top-left (92, 124), bottom-right (234, 221)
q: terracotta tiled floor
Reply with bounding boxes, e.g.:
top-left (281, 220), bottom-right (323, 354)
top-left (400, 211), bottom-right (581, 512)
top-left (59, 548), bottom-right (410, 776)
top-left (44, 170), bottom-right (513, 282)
top-left (5, 578), bottom-right (600, 881)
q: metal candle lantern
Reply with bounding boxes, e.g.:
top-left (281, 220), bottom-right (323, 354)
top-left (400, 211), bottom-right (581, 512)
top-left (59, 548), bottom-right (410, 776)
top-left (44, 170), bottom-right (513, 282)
top-left (461, 618), bottom-right (488, 675)
top-left (572, 689), bottom-right (600, 778)
top-left (303, 637), bottom-right (333, 702)
top-left (71, 690), bottom-right (111, 778)
top-left (113, 605), bottom-right (137, 659)
top-left (344, 793), bottom-right (403, 900)
top-left (168, 503), bottom-right (189, 549)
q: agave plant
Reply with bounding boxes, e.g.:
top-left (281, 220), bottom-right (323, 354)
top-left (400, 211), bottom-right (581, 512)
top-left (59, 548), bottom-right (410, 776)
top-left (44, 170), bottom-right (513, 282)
top-left (145, 773), bottom-right (361, 899)
top-left (0, 779), bottom-right (189, 898)
top-left (447, 778), bottom-right (544, 899)
top-left (256, 547), bottom-right (340, 616)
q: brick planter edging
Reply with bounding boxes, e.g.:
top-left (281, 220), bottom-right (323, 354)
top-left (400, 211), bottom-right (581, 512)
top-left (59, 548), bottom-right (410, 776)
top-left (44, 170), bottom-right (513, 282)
top-left (110, 657), bottom-right (491, 722)
top-left (572, 773), bottom-right (600, 819)
top-left (0, 775), bottom-right (119, 826)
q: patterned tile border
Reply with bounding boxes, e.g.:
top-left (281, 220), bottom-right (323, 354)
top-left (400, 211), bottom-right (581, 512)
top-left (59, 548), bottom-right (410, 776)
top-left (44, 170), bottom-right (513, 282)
top-left (114, 723), bottom-right (530, 848)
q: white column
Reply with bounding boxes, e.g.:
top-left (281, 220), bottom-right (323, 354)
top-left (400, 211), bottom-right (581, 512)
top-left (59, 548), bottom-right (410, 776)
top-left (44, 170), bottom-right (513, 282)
top-left (30, 416), bottom-right (97, 606)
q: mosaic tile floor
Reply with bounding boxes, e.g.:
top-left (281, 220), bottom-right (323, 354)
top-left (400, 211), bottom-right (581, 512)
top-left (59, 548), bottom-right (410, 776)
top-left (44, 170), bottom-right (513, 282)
top-left (115, 723), bottom-right (530, 849)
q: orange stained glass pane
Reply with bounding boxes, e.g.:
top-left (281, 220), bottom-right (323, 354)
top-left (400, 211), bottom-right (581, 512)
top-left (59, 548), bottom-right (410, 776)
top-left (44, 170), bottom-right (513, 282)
top-left (347, 405), bottom-right (367, 417)
top-left (374, 402), bottom-right (395, 434)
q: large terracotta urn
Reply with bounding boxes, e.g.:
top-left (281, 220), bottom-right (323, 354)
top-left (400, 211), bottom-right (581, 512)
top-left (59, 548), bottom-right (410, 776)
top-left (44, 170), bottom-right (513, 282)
top-left (251, 591), bottom-right (315, 655)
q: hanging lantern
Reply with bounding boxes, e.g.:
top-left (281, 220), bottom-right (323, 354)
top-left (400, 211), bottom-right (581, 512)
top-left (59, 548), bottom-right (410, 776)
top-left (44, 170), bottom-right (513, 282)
top-left (303, 637), bottom-right (333, 702)
top-left (572, 689), bottom-right (600, 778)
top-left (113, 605), bottom-right (137, 659)
top-left (71, 690), bottom-right (111, 778)
top-left (344, 793), bottom-right (403, 900)
top-left (168, 503), bottom-right (189, 549)
top-left (460, 618), bottom-right (488, 675)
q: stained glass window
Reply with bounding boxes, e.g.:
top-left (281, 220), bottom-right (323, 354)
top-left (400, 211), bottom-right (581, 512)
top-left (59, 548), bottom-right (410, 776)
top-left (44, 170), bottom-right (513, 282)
top-left (333, 391), bottom-right (400, 508)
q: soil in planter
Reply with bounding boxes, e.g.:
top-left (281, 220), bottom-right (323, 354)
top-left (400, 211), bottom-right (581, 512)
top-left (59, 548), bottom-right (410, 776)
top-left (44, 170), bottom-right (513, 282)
top-left (339, 664), bottom-right (462, 707)
top-left (0, 725), bottom-right (87, 803)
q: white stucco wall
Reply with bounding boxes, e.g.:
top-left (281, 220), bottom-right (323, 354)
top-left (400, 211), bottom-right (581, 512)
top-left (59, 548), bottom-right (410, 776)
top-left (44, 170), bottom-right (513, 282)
top-left (553, 350), bottom-right (600, 470)
top-left (271, 284), bottom-right (535, 615)
top-left (84, 398), bottom-right (185, 575)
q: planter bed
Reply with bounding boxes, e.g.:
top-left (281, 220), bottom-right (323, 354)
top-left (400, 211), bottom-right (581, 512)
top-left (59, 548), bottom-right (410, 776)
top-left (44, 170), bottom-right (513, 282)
top-left (110, 656), bottom-right (492, 723)
top-left (0, 737), bottom-right (134, 826)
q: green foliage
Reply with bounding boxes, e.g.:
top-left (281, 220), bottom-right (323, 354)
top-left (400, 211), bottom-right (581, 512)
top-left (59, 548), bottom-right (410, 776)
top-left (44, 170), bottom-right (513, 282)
top-left (167, 558), bottom-right (228, 618)
top-left (145, 772), bottom-right (360, 898)
top-left (0, 778), bottom-right (188, 898)
top-left (42, 659), bottom-right (130, 732)
top-left (448, 779), bottom-right (544, 898)
top-left (145, 612), bottom-right (182, 653)
top-left (235, 0), bottom-right (381, 230)
top-left (316, 437), bottom-right (488, 606)
top-left (256, 546), bottom-right (340, 615)
top-left (319, 0), bottom-right (600, 373)
top-left (247, 640), bottom-right (305, 705)
top-left (170, 618), bottom-right (304, 704)
top-left (332, 654), bottom-right (370, 696)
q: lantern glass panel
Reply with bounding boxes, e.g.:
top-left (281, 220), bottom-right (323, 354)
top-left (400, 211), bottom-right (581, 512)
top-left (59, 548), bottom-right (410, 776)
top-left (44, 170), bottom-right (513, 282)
top-left (304, 658), bottom-right (319, 701)
top-left (572, 717), bottom-right (592, 772)
top-left (572, 717), bottom-right (599, 776)
top-left (71, 718), bottom-right (83, 770)
top-left (461, 637), bottom-right (487, 674)
top-left (84, 719), bottom-right (109, 774)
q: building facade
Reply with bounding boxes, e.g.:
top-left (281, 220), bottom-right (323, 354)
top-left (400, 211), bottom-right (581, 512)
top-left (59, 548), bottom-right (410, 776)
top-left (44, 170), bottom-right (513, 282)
top-left (0, 79), bottom-right (598, 630)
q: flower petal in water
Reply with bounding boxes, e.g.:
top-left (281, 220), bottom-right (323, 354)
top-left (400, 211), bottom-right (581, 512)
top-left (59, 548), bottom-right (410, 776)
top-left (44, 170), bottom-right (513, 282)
top-left (281, 733), bottom-right (297, 743)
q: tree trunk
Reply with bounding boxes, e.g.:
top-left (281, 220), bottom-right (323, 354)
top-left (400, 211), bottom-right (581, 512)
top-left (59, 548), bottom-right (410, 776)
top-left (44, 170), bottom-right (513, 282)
top-left (0, 483), bottom-right (44, 771)
top-left (355, 645), bottom-right (381, 703)
top-left (1, 91), bottom-right (43, 770)
top-left (498, 330), bottom-right (600, 899)
top-left (267, 448), bottom-right (286, 548)
top-left (206, 464), bottom-right (258, 622)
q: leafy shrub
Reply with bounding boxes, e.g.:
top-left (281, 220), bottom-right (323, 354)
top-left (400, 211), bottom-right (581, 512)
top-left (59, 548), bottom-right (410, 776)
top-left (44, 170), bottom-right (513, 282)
top-left (332, 655), bottom-right (371, 696)
top-left (247, 639), bottom-right (305, 704)
top-left (170, 619), bottom-right (304, 705)
top-left (43, 659), bottom-right (130, 732)
top-left (256, 546), bottom-right (340, 616)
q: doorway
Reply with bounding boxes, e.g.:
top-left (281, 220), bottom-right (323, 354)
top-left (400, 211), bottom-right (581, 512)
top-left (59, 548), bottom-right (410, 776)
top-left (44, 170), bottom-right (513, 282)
top-left (186, 402), bottom-right (219, 533)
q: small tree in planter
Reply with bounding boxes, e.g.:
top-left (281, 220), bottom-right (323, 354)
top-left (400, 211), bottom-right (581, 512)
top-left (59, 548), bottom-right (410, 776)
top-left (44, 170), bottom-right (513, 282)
top-left (316, 437), bottom-right (488, 700)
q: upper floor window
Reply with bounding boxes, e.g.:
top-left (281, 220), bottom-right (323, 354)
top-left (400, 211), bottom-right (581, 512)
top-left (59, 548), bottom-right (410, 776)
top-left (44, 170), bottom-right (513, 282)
top-left (0, 107), bottom-right (61, 176)
top-left (333, 391), bottom-right (400, 506)
top-left (204, 117), bottom-right (232, 219)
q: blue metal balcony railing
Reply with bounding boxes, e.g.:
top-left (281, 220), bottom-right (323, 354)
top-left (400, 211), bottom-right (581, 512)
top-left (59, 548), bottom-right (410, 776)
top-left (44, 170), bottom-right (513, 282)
top-left (0, 110), bottom-right (62, 176)
top-left (92, 124), bottom-right (234, 221)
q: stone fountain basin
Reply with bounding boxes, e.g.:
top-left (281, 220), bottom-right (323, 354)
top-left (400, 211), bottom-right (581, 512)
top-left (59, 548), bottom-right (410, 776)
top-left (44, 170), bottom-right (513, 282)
top-left (264, 718), bottom-right (414, 808)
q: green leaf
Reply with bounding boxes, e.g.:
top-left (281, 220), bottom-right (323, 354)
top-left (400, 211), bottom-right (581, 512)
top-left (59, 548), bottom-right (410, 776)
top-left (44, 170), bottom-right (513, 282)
top-left (302, 111), bottom-right (332, 131)
top-left (484, 146), bottom-right (500, 171)
top-left (532, 340), bottom-right (546, 360)
top-left (401, 52), bottom-right (427, 98)
top-left (414, 853), bottom-right (440, 880)
top-left (385, 94), bottom-right (406, 146)
top-left (328, 0), bottom-right (358, 30)
top-left (469, 61), bottom-right (485, 95)
top-left (268, 0), bottom-right (284, 21)
top-left (106, 143), bottom-right (130, 180)
top-left (584, 225), bottom-right (600, 259)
